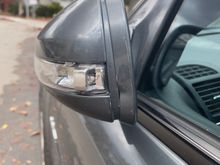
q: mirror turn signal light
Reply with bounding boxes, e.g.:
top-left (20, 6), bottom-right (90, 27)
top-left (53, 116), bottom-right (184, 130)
top-left (35, 57), bottom-right (106, 93)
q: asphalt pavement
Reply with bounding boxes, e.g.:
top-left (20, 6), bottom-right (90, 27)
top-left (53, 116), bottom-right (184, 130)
top-left (0, 17), bottom-right (46, 165)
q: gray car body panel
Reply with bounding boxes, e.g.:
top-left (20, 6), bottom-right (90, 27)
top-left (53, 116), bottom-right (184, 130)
top-left (40, 87), bottom-right (187, 165)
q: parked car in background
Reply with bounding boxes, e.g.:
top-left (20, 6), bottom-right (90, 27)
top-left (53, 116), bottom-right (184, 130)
top-left (35, 0), bottom-right (220, 164)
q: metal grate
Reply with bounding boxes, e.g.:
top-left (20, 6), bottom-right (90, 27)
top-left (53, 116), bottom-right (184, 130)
top-left (193, 77), bottom-right (220, 119)
top-left (175, 64), bottom-right (217, 80)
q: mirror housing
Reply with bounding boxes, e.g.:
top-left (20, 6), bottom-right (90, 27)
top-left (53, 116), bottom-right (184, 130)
top-left (35, 0), bottom-right (136, 123)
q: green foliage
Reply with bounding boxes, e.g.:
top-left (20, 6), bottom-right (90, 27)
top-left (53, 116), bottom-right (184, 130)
top-left (36, 2), bottom-right (63, 17)
top-left (8, 3), bottom-right (19, 15)
top-left (48, 2), bottom-right (63, 13)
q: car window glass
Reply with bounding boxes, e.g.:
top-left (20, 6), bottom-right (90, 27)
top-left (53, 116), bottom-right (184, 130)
top-left (143, 18), bottom-right (220, 137)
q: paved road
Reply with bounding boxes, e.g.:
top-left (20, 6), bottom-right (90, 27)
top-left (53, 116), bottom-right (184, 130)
top-left (0, 18), bottom-right (42, 165)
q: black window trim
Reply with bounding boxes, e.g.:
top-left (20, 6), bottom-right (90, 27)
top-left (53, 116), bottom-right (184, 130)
top-left (137, 0), bottom-right (183, 88)
top-left (137, 92), bottom-right (220, 164)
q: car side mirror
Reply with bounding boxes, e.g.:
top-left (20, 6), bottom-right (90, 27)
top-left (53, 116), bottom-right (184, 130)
top-left (35, 0), bottom-right (136, 123)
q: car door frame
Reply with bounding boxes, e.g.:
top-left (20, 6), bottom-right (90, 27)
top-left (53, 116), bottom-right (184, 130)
top-left (137, 92), bottom-right (220, 165)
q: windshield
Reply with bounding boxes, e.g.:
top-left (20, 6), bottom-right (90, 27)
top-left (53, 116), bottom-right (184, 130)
top-left (151, 17), bottom-right (220, 137)
top-left (138, 0), bottom-right (220, 160)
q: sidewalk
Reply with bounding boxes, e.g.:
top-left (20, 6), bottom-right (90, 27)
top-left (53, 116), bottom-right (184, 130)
top-left (0, 15), bottom-right (48, 30)
top-left (0, 18), bottom-right (42, 164)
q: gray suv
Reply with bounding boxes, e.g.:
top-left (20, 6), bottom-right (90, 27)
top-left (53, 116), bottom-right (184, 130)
top-left (35, 0), bottom-right (220, 164)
